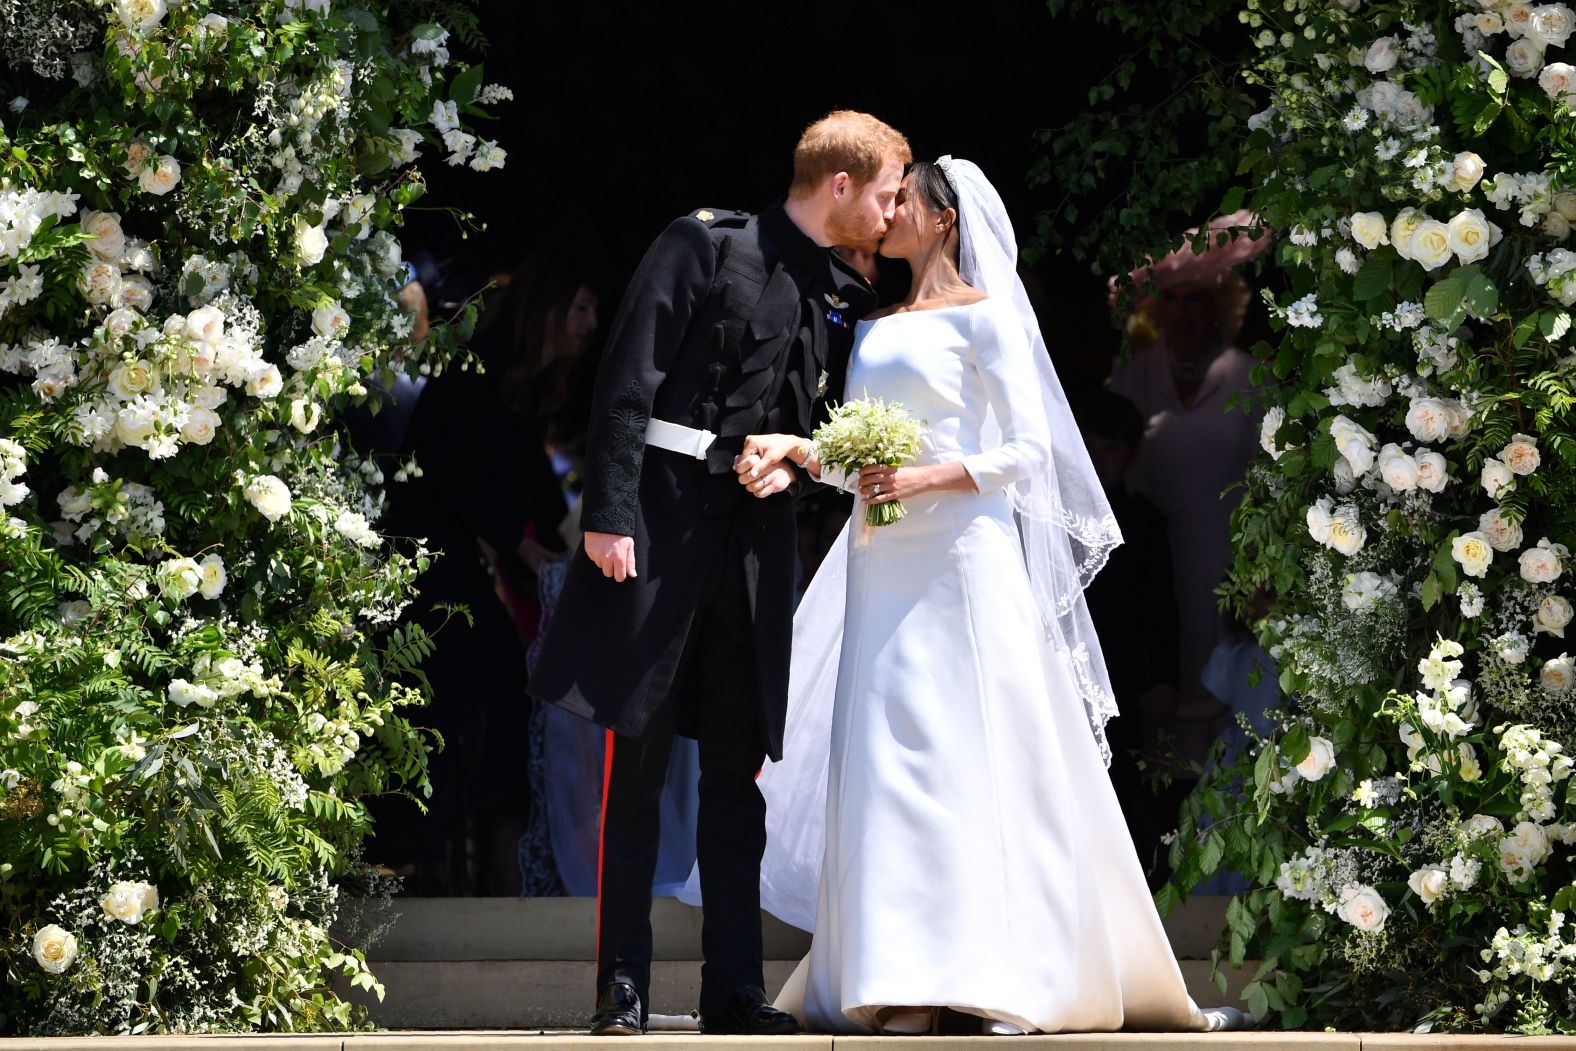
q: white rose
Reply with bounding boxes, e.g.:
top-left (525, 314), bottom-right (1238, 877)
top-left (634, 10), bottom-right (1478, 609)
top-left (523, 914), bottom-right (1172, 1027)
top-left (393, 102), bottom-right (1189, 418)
top-left (32, 925), bottom-right (77, 974)
top-left (1547, 212), bottom-right (1573, 240)
top-left (157, 557), bottom-right (201, 600)
top-left (1530, 2), bottom-right (1576, 46)
top-left (1506, 36), bottom-right (1546, 77)
top-left (197, 553), bottom-right (225, 599)
top-left (1406, 398), bottom-right (1454, 443)
top-left (246, 364), bottom-right (283, 399)
top-left (115, 0), bottom-right (167, 31)
top-left (1414, 450), bottom-right (1448, 493)
top-left (107, 359), bottom-right (159, 401)
top-left (1306, 498), bottom-right (1334, 544)
top-left (1349, 211), bottom-right (1390, 250)
top-left (1327, 505), bottom-right (1366, 556)
top-left (101, 881), bottom-right (151, 924)
top-left (1365, 36), bottom-right (1400, 72)
top-left (289, 398), bottom-right (321, 433)
top-left (1332, 456), bottom-right (1358, 494)
top-left (181, 406), bottom-right (219, 445)
top-left (79, 260), bottom-right (122, 306)
top-left (123, 140), bottom-right (153, 176)
top-left (194, 12), bottom-right (230, 40)
top-left (1543, 654), bottom-right (1576, 692)
top-left (185, 305), bottom-right (225, 349)
top-left (138, 155), bottom-right (182, 196)
top-left (244, 475), bottom-right (292, 522)
top-left (1407, 865), bottom-right (1449, 905)
top-left (1409, 219), bottom-right (1454, 271)
top-left (1448, 209), bottom-right (1495, 264)
top-left (1391, 209), bottom-right (1427, 260)
top-left (1330, 414), bottom-right (1377, 474)
top-left (294, 218), bottom-right (329, 267)
top-left (116, 275), bottom-right (154, 312)
top-left (194, 384), bottom-right (226, 410)
top-left (1537, 595), bottom-right (1575, 636)
top-left (1482, 457), bottom-right (1516, 499)
top-left (1500, 820), bottom-right (1552, 879)
top-left (1378, 444), bottom-right (1419, 491)
top-left (1452, 531), bottom-right (1495, 578)
top-left (1541, 61), bottom-right (1576, 105)
top-left (1451, 152), bottom-right (1487, 193)
top-left (1556, 190), bottom-right (1576, 222)
top-left (81, 210), bottom-right (126, 261)
top-left (1501, 433), bottom-right (1542, 475)
top-left (369, 231), bottom-right (403, 278)
top-left (1296, 736), bottom-right (1337, 781)
top-left (1336, 884), bottom-right (1390, 932)
top-left (1480, 508), bottom-right (1525, 552)
top-left (311, 301), bottom-right (349, 339)
top-left (1522, 545), bottom-right (1564, 583)
top-left (105, 306), bottom-right (142, 340)
top-left (1445, 399), bottom-right (1472, 439)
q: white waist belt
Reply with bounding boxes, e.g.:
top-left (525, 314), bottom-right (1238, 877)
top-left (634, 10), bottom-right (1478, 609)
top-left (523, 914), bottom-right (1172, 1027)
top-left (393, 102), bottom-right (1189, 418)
top-left (645, 418), bottom-right (716, 460)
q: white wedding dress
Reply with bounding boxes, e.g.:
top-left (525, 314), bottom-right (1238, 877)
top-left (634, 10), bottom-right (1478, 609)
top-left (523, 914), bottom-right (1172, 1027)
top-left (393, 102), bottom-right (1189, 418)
top-left (788, 299), bottom-right (1207, 1034)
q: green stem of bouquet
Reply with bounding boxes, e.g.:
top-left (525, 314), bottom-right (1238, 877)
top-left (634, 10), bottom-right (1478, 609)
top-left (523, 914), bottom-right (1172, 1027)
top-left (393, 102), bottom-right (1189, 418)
top-left (865, 499), bottom-right (907, 527)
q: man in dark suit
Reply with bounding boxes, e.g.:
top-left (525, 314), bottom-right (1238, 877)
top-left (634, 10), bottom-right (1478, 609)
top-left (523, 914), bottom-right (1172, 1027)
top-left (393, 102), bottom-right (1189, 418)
top-left (529, 111), bottom-right (910, 1036)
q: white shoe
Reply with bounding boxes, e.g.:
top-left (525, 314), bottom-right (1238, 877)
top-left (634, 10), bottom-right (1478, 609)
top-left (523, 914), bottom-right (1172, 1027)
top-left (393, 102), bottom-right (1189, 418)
top-left (1199, 1006), bottom-right (1251, 1031)
top-left (982, 1018), bottom-right (1027, 1035)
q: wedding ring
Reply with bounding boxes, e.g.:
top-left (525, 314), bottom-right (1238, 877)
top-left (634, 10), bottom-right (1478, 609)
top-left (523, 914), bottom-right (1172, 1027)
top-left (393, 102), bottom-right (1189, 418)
top-left (873, 483), bottom-right (881, 496)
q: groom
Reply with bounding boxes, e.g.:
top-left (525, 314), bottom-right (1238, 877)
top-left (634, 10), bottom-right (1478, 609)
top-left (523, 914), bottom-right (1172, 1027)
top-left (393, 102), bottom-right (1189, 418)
top-left (529, 111), bottom-right (909, 1036)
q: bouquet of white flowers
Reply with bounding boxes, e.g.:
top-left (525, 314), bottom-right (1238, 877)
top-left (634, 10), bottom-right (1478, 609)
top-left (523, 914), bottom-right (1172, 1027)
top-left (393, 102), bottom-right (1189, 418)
top-left (812, 395), bottom-right (926, 527)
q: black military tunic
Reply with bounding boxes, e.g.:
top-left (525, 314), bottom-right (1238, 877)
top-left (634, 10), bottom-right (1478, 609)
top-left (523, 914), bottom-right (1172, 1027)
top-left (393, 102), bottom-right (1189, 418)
top-left (530, 202), bottom-right (873, 761)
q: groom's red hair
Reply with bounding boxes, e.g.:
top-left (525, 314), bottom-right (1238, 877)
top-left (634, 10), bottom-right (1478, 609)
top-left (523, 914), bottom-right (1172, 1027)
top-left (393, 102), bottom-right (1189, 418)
top-left (789, 110), bottom-right (911, 197)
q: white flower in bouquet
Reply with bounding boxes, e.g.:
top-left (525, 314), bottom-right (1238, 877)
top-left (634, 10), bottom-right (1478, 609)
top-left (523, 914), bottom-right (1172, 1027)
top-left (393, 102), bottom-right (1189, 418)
top-left (1260, 405), bottom-right (1293, 459)
top-left (1325, 361), bottom-right (1391, 407)
top-left (1463, 580), bottom-right (1485, 616)
top-left (294, 217), bottom-right (329, 266)
top-left (157, 556), bottom-right (202, 600)
top-left (1463, 813), bottom-right (1505, 840)
top-left (470, 140), bottom-right (508, 173)
top-left (78, 259), bottom-right (122, 306)
top-left (186, 305), bottom-right (225, 349)
top-left (246, 363), bottom-right (283, 399)
top-left (1409, 219), bottom-right (1455, 270)
top-left (812, 396), bottom-right (927, 527)
top-left (1498, 821), bottom-right (1552, 880)
top-left (81, 210), bottom-right (126, 261)
top-left (1481, 508), bottom-right (1525, 551)
top-left (1540, 61), bottom-right (1576, 108)
top-left (1556, 191), bottom-right (1576, 222)
top-left (1306, 497), bottom-right (1334, 544)
top-left (101, 880), bottom-right (158, 924)
top-left (1536, 594), bottom-right (1574, 636)
top-left (311, 301), bottom-right (350, 339)
top-left (1391, 208), bottom-right (1428, 260)
top-left (1330, 414), bottom-right (1377, 473)
top-left (1342, 570), bottom-right (1398, 611)
top-left (32, 925), bottom-right (77, 974)
top-left (1530, 3), bottom-right (1576, 46)
top-left (1326, 504), bottom-right (1366, 556)
top-left (1420, 636), bottom-right (1466, 690)
top-left (429, 99), bottom-right (460, 133)
top-left (1546, 212), bottom-right (1573, 241)
top-left (108, 359), bottom-right (160, 401)
top-left (116, 0), bottom-right (168, 32)
top-left (1459, 742), bottom-right (1484, 781)
top-left (197, 553), bottom-right (226, 599)
top-left (138, 155), bottom-right (182, 196)
top-left (1452, 531), bottom-right (1495, 578)
top-left (1378, 443), bottom-right (1419, 491)
top-left (1520, 538), bottom-right (1565, 583)
top-left (289, 398), bottom-right (321, 433)
top-left (244, 474), bottom-right (292, 522)
top-left (1408, 865), bottom-right (1450, 906)
top-left (1406, 397), bottom-right (1461, 443)
top-left (335, 509), bottom-right (379, 547)
top-left (1450, 853), bottom-right (1482, 890)
top-left (1451, 151), bottom-right (1487, 192)
top-left (1495, 631), bottom-right (1532, 663)
top-left (116, 274), bottom-right (154, 312)
top-left (442, 129), bottom-right (476, 165)
top-left (1448, 209), bottom-right (1498, 264)
top-left (1364, 36), bottom-right (1401, 72)
top-left (1335, 247), bottom-right (1361, 274)
top-left (167, 677), bottom-right (217, 708)
top-left (1541, 654), bottom-right (1576, 692)
top-left (1482, 457), bottom-right (1516, 499)
top-left (193, 12), bottom-right (231, 41)
top-left (1296, 736), bottom-right (1337, 780)
top-left (1350, 211), bottom-right (1390, 249)
top-left (1336, 884), bottom-right (1390, 932)
top-left (390, 128), bottom-right (423, 166)
top-left (1501, 433), bottom-right (1542, 475)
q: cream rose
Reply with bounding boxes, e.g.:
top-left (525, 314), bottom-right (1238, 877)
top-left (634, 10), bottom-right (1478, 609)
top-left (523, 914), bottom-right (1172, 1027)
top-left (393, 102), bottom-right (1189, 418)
top-left (1296, 736), bottom-right (1337, 781)
top-left (1482, 457), bottom-right (1516, 499)
top-left (1306, 498), bottom-right (1334, 544)
top-left (1521, 544), bottom-right (1564, 583)
top-left (1453, 532), bottom-right (1495, 578)
top-left (1415, 450), bottom-right (1448, 492)
top-left (1557, 191), bottom-right (1576, 222)
top-left (289, 398), bottom-right (321, 433)
top-left (197, 553), bottom-right (226, 599)
top-left (311, 301), bottom-right (349, 339)
top-left (123, 140), bottom-right (152, 177)
top-left (116, 275), bottom-right (154, 312)
top-left (1336, 884), bottom-right (1390, 932)
top-left (1448, 209), bottom-right (1494, 264)
top-left (1548, 212), bottom-right (1573, 240)
top-left (1451, 152), bottom-right (1487, 193)
top-left (1530, 3), bottom-right (1576, 46)
top-left (1480, 508), bottom-right (1524, 552)
top-left (32, 925), bottom-right (77, 974)
top-left (244, 475), bottom-right (293, 522)
top-left (1536, 594), bottom-right (1574, 636)
top-left (1541, 61), bottom-right (1576, 106)
top-left (246, 364), bottom-right (283, 399)
top-left (1409, 219), bottom-right (1454, 271)
top-left (1543, 654), bottom-right (1576, 692)
top-left (81, 210), bottom-right (126, 261)
top-left (185, 305), bottom-right (225, 349)
top-left (1390, 209), bottom-right (1427, 261)
top-left (1350, 211), bottom-right (1390, 250)
top-left (138, 155), bottom-right (182, 196)
top-left (181, 405), bottom-right (219, 445)
top-left (115, 0), bottom-right (167, 31)
top-left (1378, 444), bottom-right (1419, 491)
top-left (1406, 397), bottom-right (1455, 443)
top-left (104, 306), bottom-right (142, 340)
top-left (1502, 433), bottom-right (1542, 475)
top-left (294, 218), bottom-right (329, 266)
top-left (1364, 36), bottom-right (1400, 72)
top-left (1506, 37), bottom-right (1546, 77)
top-left (157, 557), bottom-right (202, 600)
top-left (78, 260), bottom-right (122, 306)
top-left (107, 359), bottom-right (158, 401)
top-left (1407, 865), bottom-right (1449, 905)
top-left (1328, 505), bottom-right (1367, 556)
top-left (101, 880), bottom-right (155, 924)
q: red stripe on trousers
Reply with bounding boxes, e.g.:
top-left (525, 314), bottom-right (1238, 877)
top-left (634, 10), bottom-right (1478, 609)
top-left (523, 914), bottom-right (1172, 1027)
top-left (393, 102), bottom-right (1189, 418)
top-left (594, 728), bottom-right (614, 1002)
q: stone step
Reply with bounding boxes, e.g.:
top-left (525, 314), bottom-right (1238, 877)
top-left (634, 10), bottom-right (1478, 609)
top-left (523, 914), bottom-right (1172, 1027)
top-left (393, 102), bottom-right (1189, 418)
top-left (340, 958), bottom-right (1258, 1030)
top-left (342, 895), bottom-right (1231, 963)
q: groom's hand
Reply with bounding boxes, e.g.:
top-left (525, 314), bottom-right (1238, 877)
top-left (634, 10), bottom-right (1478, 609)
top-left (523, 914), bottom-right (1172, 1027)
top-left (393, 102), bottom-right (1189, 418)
top-left (740, 461), bottom-right (796, 498)
top-left (583, 531), bottom-right (637, 582)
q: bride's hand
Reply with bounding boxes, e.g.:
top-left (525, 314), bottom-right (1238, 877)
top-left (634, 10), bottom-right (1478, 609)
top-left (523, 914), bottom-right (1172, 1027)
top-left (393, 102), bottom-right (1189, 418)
top-left (859, 464), bottom-right (928, 503)
top-left (736, 433), bottom-right (809, 479)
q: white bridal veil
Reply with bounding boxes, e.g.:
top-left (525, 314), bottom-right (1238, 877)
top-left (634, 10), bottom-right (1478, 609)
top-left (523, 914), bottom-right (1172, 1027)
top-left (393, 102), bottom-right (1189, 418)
top-left (684, 157), bottom-right (1126, 931)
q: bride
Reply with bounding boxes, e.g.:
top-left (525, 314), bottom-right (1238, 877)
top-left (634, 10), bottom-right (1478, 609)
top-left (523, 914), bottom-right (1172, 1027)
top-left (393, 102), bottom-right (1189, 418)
top-left (730, 157), bottom-right (1240, 1035)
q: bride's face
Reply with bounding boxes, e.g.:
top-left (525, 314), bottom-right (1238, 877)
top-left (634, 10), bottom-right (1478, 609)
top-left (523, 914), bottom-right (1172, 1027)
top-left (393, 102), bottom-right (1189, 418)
top-left (878, 174), bottom-right (943, 261)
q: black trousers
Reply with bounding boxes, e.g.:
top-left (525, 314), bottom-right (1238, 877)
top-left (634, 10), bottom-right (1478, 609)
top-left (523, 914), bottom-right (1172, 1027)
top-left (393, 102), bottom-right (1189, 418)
top-left (596, 523), bottom-right (768, 1021)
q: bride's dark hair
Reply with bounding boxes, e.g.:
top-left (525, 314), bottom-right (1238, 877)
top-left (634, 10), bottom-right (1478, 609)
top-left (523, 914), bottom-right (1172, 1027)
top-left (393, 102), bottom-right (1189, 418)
top-left (905, 160), bottom-right (958, 217)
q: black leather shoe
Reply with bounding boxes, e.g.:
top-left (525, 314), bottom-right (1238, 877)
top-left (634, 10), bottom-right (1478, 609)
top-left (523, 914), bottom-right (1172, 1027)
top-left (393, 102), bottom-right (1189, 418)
top-left (590, 982), bottom-right (645, 1036)
top-left (699, 983), bottom-right (800, 1036)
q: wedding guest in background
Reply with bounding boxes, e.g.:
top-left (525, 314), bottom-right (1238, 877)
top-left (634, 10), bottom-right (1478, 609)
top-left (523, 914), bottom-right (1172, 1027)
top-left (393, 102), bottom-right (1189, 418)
top-left (1074, 388), bottom-right (1183, 886)
top-left (377, 246), bottom-right (602, 895)
top-left (1107, 211), bottom-right (1268, 770)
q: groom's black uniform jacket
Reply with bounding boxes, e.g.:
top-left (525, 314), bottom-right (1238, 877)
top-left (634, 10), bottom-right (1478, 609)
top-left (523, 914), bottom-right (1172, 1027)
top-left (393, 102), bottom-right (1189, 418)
top-left (529, 202), bottom-right (874, 761)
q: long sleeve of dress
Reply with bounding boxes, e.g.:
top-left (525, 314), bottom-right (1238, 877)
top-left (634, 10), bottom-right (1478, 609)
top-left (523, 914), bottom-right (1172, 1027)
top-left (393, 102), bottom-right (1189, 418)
top-left (960, 301), bottom-right (1052, 494)
top-left (579, 217), bottom-right (716, 536)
